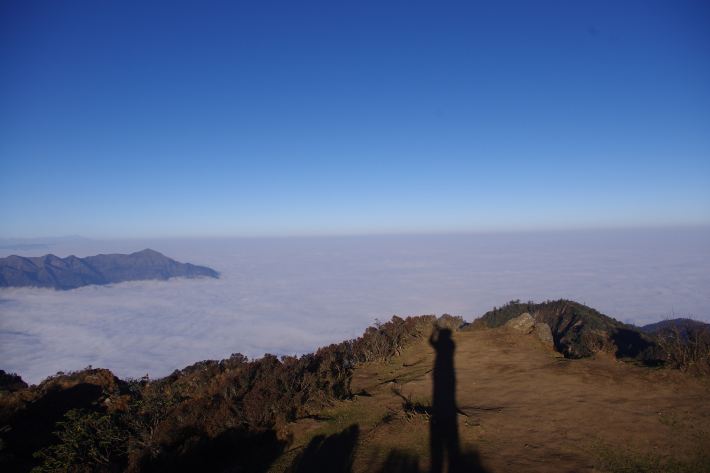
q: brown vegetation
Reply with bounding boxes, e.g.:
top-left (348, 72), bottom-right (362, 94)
top-left (655, 324), bottom-right (710, 375)
top-left (1, 314), bottom-right (459, 472)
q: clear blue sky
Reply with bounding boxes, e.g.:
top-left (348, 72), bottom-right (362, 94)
top-left (1, 0), bottom-right (709, 238)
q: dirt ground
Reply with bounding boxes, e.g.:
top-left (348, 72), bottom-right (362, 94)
top-left (269, 327), bottom-right (710, 473)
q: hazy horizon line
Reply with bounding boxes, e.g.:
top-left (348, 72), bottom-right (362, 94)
top-left (3, 222), bottom-right (710, 242)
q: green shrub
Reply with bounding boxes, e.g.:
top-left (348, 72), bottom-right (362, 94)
top-left (32, 409), bottom-right (128, 473)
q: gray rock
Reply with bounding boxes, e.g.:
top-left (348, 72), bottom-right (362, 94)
top-left (505, 312), bottom-right (535, 334)
top-left (534, 322), bottom-right (555, 350)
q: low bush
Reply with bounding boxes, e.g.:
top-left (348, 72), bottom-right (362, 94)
top-left (655, 325), bottom-right (710, 374)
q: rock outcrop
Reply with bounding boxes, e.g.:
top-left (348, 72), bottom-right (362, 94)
top-left (533, 322), bottom-right (555, 350)
top-left (477, 300), bottom-right (661, 361)
top-left (505, 313), bottom-right (555, 350)
top-left (505, 312), bottom-right (535, 334)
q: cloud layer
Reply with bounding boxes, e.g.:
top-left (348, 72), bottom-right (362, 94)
top-left (1, 228), bottom-right (709, 384)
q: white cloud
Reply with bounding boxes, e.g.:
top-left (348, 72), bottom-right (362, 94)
top-left (1, 228), bottom-right (709, 384)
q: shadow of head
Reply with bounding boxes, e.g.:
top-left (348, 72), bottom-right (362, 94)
top-left (430, 327), bottom-right (455, 360)
top-left (433, 327), bottom-right (453, 344)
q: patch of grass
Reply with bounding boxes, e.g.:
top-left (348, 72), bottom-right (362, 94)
top-left (657, 410), bottom-right (682, 429)
top-left (312, 399), bottom-right (386, 438)
top-left (378, 410), bottom-right (398, 425)
top-left (403, 395), bottom-right (432, 419)
top-left (390, 385), bottom-right (432, 420)
top-left (593, 443), bottom-right (710, 473)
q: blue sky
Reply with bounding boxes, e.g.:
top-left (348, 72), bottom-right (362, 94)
top-left (1, 0), bottom-right (709, 237)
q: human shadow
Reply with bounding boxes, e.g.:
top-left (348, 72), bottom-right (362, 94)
top-left (429, 327), bottom-right (459, 473)
top-left (288, 424), bottom-right (359, 473)
top-left (429, 327), bottom-right (488, 473)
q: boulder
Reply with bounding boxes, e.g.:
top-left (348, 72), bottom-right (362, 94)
top-left (505, 313), bottom-right (535, 334)
top-left (534, 322), bottom-right (555, 350)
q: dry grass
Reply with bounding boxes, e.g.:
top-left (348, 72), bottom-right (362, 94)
top-left (593, 442), bottom-right (710, 473)
top-left (272, 326), bottom-right (710, 473)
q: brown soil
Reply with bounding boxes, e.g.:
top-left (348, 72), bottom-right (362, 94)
top-left (270, 327), bottom-right (710, 473)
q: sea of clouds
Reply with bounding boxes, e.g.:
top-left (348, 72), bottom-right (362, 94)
top-left (1, 227), bottom-right (709, 384)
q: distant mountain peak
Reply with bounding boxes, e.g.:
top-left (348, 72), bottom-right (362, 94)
top-left (0, 250), bottom-right (219, 290)
top-left (133, 248), bottom-right (163, 256)
top-left (641, 318), bottom-right (709, 335)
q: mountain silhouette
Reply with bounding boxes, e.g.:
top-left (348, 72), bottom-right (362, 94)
top-left (0, 249), bottom-right (218, 289)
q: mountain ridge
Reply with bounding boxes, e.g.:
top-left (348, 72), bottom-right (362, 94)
top-left (1, 305), bottom-right (708, 472)
top-left (0, 249), bottom-right (219, 290)
top-left (474, 299), bottom-right (659, 361)
top-left (641, 317), bottom-right (710, 335)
